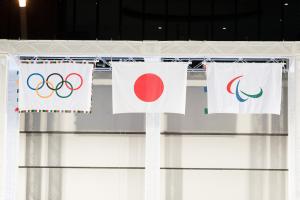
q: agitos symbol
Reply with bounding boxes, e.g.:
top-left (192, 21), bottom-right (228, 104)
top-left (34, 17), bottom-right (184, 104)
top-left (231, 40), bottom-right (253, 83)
top-left (226, 75), bottom-right (263, 102)
top-left (27, 73), bottom-right (83, 99)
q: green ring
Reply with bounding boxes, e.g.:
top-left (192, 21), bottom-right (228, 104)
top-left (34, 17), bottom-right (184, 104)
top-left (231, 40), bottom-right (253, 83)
top-left (55, 80), bottom-right (73, 98)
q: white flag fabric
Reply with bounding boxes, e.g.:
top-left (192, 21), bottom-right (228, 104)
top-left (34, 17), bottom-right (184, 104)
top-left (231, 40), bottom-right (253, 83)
top-left (112, 62), bottom-right (188, 114)
top-left (207, 62), bottom-right (283, 114)
top-left (19, 63), bottom-right (93, 112)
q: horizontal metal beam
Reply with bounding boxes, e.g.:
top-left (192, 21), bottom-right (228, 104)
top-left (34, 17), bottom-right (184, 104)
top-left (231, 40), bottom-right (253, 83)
top-left (19, 56), bottom-right (289, 72)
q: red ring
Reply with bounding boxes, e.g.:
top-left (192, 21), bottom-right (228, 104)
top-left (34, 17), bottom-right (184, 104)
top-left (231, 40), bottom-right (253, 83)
top-left (65, 73), bottom-right (83, 90)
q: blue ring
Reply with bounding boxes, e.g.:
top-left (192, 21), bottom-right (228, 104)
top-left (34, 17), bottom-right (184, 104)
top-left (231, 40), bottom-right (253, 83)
top-left (27, 73), bottom-right (45, 90)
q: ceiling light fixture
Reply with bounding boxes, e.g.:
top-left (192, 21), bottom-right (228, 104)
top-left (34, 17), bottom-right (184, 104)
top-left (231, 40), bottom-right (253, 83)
top-left (284, 2), bottom-right (288, 6)
top-left (19, 0), bottom-right (27, 7)
top-left (222, 27), bottom-right (227, 30)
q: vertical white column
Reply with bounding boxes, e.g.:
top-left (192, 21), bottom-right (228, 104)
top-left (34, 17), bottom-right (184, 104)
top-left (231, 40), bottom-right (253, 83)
top-left (145, 113), bottom-right (161, 200)
top-left (289, 57), bottom-right (298, 200)
top-left (2, 56), bottom-right (20, 200)
top-left (0, 55), bottom-right (8, 200)
top-left (144, 57), bottom-right (161, 200)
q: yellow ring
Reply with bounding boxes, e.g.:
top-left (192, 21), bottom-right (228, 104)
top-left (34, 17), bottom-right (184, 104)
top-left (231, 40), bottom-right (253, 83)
top-left (35, 81), bottom-right (54, 99)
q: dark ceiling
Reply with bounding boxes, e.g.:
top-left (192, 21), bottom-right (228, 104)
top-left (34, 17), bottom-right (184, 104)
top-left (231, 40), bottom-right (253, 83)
top-left (1, 0), bottom-right (300, 40)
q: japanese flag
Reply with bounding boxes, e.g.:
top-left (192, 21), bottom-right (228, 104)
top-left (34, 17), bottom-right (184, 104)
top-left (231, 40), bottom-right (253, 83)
top-left (112, 62), bottom-right (188, 114)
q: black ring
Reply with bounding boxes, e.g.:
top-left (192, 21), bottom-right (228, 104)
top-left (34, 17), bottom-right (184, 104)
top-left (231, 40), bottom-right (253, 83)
top-left (46, 73), bottom-right (64, 91)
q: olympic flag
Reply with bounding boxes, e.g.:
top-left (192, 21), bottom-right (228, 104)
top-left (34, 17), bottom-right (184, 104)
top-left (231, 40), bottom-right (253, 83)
top-left (206, 62), bottom-right (283, 114)
top-left (18, 63), bottom-right (94, 112)
top-left (112, 62), bottom-right (188, 114)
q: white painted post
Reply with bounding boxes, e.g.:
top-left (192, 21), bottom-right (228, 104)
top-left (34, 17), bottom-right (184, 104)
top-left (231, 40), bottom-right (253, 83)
top-left (145, 113), bottom-right (161, 200)
top-left (288, 58), bottom-right (297, 200)
top-left (144, 56), bottom-right (161, 200)
top-left (2, 56), bottom-right (20, 200)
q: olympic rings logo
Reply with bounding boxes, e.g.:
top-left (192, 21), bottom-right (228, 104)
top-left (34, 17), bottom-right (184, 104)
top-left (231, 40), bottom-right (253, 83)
top-left (27, 73), bottom-right (83, 99)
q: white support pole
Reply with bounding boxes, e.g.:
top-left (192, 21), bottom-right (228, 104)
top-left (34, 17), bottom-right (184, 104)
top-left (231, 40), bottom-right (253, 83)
top-left (288, 57), bottom-right (298, 200)
top-left (144, 56), bottom-right (161, 200)
top-left (145, 113), bottom-right (161, 200)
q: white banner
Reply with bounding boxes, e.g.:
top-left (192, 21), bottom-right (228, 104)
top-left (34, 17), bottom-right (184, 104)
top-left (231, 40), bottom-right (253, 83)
top-left (18, 63), bottom-right (93, 112)
top-left (112, 62), bottom-right (188, 114)
top-left (207, 62), bottom-right (283, 114)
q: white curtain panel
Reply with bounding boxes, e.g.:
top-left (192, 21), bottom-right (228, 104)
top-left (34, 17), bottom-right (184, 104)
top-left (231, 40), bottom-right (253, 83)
top-left (288, 57), bottom-right (300, 200)
top-left (1, 55), bottom-right (20, 200)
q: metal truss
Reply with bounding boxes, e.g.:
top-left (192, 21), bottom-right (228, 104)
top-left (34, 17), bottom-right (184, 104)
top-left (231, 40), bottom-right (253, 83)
top-left (0, 40), bottom-right (299, 57)
top-left (19, 56), bottom-right (289, 73)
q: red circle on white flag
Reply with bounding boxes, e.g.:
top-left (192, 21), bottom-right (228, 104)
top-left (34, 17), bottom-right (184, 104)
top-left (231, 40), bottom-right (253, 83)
top-left (134, 73), bottom-right (164, 102)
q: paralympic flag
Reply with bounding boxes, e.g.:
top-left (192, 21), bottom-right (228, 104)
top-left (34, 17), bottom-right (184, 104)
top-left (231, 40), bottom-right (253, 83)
top-left (112, 62), bottom-right (188, 114)
top-left (206, 62), bottom-right (283, 114)
top-left (18, 63), bottom-right (94, 112)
